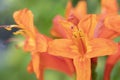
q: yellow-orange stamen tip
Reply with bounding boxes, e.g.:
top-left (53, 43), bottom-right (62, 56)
top-left (13, 30), bottom-right (24, 35)
top-left (5, 25), bottom-right (18, 30)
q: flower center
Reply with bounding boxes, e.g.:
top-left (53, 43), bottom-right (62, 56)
top-left (72, 28), bottom-right (87, 55)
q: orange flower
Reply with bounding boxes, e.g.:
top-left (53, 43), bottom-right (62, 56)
top-left (83, 15), bottom-right (120, 39)
top-left (98, 15), bottom-right (120, 39)
top-left (50, 2), bottom-right (120, 80)
top-left (11, 8), bottom-right (75, 80)
top-left (102, 16), bottom-right (120, 80)
top-left (96, 1), bottom-right (120, 79)
top-left (95, 0), bottom-right (119, 39)
top-left (48, 15), bottom-right (118, 80)
top-left (94, 1), bottom-right (120, 79)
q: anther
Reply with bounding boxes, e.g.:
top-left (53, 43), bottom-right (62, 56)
top-left (5, 25), bottom-right (18, 31)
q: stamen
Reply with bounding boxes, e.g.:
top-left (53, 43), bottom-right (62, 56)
top-left (73, 30), bottom-right (84, 38)
top-left (13, 30), bottom-right (25, 35)
top-left (72, 29), bottom-right (87, 54)
top-left (5, 25), bottom-right (18, 31)
top-left (73, 31), bottom-right (78, 38)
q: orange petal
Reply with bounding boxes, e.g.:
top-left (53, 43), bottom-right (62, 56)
top-left (29, 53), bottom-right (75, 79)
top-left (13, 8), bottom-right (37, 37)
top-left (59, 19), bottom-right (77, 38)
top-left (31, 53), bottom-right (43, 79)
top-left (41, 53), bottom-right (75, 76)
top-left (101, 0), bottom-right (118, 15)
top-left (67, 14), bottom-right (79, 26)
top-left (36, 34), bottom-right (48, 52)
top-left (51, 15), bottom-right (67, 38)
top-left (73, 57), bottom-right (91, 80)
top-left (24, 33), bottom-right (48, 52)
top-left (98, 25), bottom-right (120, 39)
top-left (27, 60), bottom-right (33, 73)
top-left (78, 14), bottom-right (97, 39)
top-left (48, 39), bottom-right (79, 58)
top-left (65, 0), bottom-right (73, 18)
top-left (104, 44), bottom-right (120, 80)
top-left (86, 38), bottom-right (118, 58)
top-left (98, 15), bottom-right (120, 39)
top-left (24, 37), bottom-right (36, 52)
top-left (73, 0), bottom-right (87, 20)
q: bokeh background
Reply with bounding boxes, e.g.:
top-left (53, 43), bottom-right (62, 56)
top-left (0, 0), bottom-right (120, 80)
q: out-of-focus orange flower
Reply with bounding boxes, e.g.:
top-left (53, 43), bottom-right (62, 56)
top-left (100, 0), bottom-right (120, 80)
top-left (11, 8), bottom-right (75, 80)
top-left (104, 15), bottom-right (120, 34)
top-left (85, 15), bottom-right (120, 39)
top-left (94, 0), bottom-right (119, 39)
top-left (103, 16), bottom-right (120, 80)
top-left (48, 15), bottom-right (118, 80)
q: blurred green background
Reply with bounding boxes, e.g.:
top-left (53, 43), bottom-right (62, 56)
top-left (0, 0), bottom-right (120, 80)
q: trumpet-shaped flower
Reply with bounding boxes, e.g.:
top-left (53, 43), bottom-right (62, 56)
top-left (50, 1), bottom-right (120, 80)
top-left (48, 15), bottom-right (118, 80)
top-left (7, 9), bottom-right (75, 80)
top-left (50, 1), bottom-right (120, 79)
